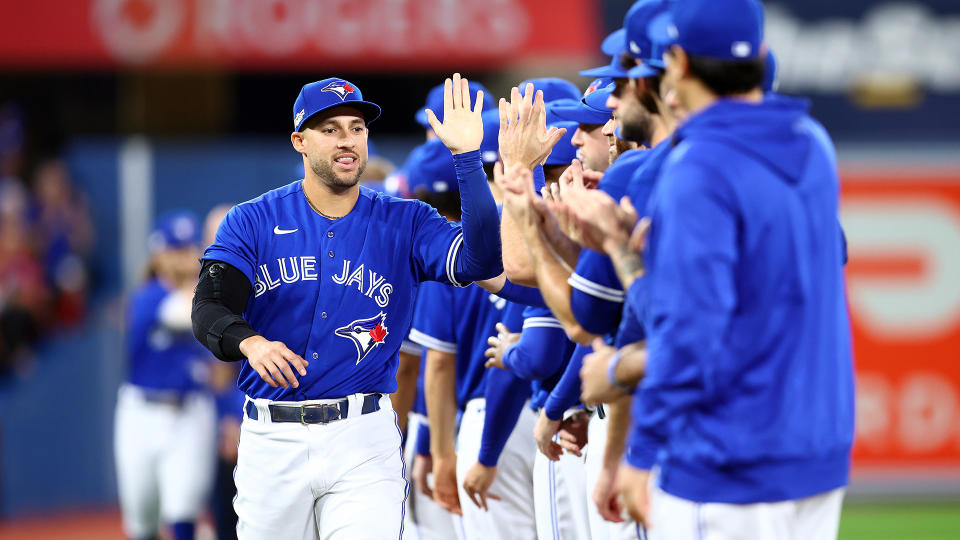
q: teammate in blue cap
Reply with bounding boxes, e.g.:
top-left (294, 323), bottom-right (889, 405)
top-left (192, 74), bottom-right (502, 539)
top-left (575, 0), bottom-right (853, 536)
top-left (115, 210), bottom-right (215, 540)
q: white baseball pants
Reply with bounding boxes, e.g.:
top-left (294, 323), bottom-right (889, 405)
top-left (647, 485), bottom-right (845, 540)
top-left (402, 413), bottom-right (461, 540)
top-left (584, 412), bottom-right (646, 540)
top-left (114, 384), bottom-right (216, 539)
top-left (533, 431), bottom-right (592, 540)
top-left (234, 393), bottom-right (407, 540)
top-left (455, 398), bottom-right (538, 540)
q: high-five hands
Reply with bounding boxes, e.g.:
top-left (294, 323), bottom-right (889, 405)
top-left (425, 73), bottom-right (485, 155)
top-left (499, 83), bottom-right (567, 170)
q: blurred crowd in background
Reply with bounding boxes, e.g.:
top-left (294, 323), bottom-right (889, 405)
top-left (0, 103), bottom-right (93, 378)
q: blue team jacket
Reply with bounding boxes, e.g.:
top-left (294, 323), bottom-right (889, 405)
top-left (626, 97), bottom-right (855, 503)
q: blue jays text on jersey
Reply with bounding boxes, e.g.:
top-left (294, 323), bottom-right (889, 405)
top-left (203, 181), bottom-right (469, 401)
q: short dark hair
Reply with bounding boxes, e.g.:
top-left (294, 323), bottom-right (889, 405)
top-left (687, 54), bottom-right (765, 96)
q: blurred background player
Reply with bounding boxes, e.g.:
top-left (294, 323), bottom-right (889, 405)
top-left (113, 210), bottom-right (215, 540)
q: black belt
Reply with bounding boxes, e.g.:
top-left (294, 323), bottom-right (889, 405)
top-left (140, 389), bottom-right (187, 407)
top-left (245, 393), bottom-right (382, 424)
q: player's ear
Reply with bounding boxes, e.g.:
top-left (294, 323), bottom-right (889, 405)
top-left (672, 46), bottom-right (691, 79)
top-left (291, 131), bottom-right (306, 153)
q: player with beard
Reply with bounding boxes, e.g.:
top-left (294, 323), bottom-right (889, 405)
top-left (192, 75), bottom-right (503, 540)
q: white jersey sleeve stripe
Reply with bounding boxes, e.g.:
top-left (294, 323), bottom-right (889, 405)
top-left (445, 232), bottom-right (467, 288)
top-left (408, 328), bottom-right (458, 354)
top-left (568, 273), bottom-right (625, 303)
top-left (522, 317), bottom-right (565, 330)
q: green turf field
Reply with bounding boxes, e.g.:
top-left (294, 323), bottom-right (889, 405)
top-left (839, 501), bottom-right (960, 540)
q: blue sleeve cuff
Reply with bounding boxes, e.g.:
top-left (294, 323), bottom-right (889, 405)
top-left (453, 150), bottom-right (483, 177)
top-left (415, 421), bottom-right (431, 456)
top-left (533, 165), bottom-right (546, 193)
top-left (497, 278), bottom-right (547, 308)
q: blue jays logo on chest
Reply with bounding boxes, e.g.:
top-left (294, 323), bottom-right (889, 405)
top-left (335, 312), bottom-right (389, 365)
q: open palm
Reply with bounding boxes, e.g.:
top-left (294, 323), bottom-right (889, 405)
top-left (425, 73), bottom-right (485, 155)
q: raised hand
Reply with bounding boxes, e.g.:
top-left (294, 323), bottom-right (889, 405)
top-left (563, 190), bottom-right (639, 255)
top-left (498, 83), bottom-right (567, 170)
top-left (425, 73), bottom-right (485, 155)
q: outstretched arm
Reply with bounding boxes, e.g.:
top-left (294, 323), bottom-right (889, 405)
top-left (426, 73), bottom-right (503, 283)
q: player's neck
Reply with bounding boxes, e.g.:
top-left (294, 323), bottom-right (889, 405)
top-left (302, 175), bottom-right (360, 219)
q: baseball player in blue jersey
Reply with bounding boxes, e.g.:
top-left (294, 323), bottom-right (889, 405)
top-left (191, 73), bottom-right (501, 540)
top-left (480, 303), bottom-right (589, 540)
top-left (115, 210), bottom-right (215, 540)
top-left (573, 1), bottom-right (854, 537)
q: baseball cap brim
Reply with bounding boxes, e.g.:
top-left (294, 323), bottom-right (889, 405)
top-left (299, 101), bottom-right (382, 131)
top-left (627, 63), bottom-right (662, 79)
top-left (579, 57), bottom-right (630, 79)
top-left (414, 107), bottom-right (430, 129)
top-left (548, 100), bottom-right (611, 126)
top-left (601, 28), bottom-right (627, 56)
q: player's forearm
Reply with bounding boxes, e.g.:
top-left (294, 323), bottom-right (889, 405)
top-left (453, 150), bottom-right (503, 282)
top-left (477, 273), bottom-right (546, 308)
top-left (602, 395), bottom-right (632, 469)
top-left (501, 210), bottom-right (537, 286)
top-left (527, 230), bottom-right (596, 345)
top-left (390, 351), bottom-right (420, 435)
top-left (424, 349), bottom-right (459, 458)
top-left (192, 260), bottom-right (258, 361)
top-left (612, 342), bottom-right (647, 389)
top-left (608, 243), bottom-right (645, 291)
top-left (478, 368), bottom-right (530, 467)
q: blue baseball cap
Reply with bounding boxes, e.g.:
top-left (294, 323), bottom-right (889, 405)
top-left (149, 210), bottom-right (200, 253)
top-left (293, 78), bottom-right (381, 131)
top-left (479, 109), bottom-right (501, 166)
top-left (601, 28), bottom-right (627, 56)
top-left (650, 0), bottom-right (764, 61)
top-left (416, 80), bottom-right (496, 130)
top-left (763, 48), bottom-right (779, 92)
top-left (547, 79), bottom-right (614, 125)
top-left (544, 121), bottom-right (579, 167)
top-left (518, 78), bottom-right (582, 103)
top-left (407, 139), bottom-right (457, 195)
top-left (579, 54), bottom-right (630, 79)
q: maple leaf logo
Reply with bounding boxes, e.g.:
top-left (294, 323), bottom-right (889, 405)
top-left (370, 322), bottom-right (387, 343)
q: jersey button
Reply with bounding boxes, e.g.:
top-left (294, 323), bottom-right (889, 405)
top-left (321, 312), bottom-right (327, 319)
top-left (327, 231), bottom-right (334, 238)
top-left (312, 352), bottom-right (319, 359)
top-left (328, 250), bottom-right (334, 258)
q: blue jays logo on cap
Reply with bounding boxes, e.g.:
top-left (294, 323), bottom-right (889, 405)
top-left (585, 78), bottom-right (608, 96)
top-left (335, 312), bottom-right (389, 365)
top-left (322, 81), bottom-right (356, 101)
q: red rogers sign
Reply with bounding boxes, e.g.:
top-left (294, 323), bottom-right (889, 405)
top-left (0, 0), bottom-right (598, 70)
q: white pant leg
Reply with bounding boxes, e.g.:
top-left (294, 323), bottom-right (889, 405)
top-left (533, 414), bottom-right (592, 540)
top-left (584, 412), bottom-right (645, 540)
top-left (158, 392), bottom-right (217, 524)
top-left (314, 395), bottom-right (408, 540)
top-left (456, 399), bottom-right (537, 540)
top-left (114, 386), bottom-right (162, 539)
top-left (648, 486), bottom-right (845, 540)
top-left (234, 400), bottom-right (323, 540)
top-left (792, 488), bottom-right (845, 540)
top-left (404, 413), bottom-right (460, 540)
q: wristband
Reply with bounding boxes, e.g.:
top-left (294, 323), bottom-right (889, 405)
top-left (607, 351), bottom-right (635, 394)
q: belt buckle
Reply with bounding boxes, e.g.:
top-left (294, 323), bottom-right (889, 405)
top-left (300, 403), bottom-right (340, 424)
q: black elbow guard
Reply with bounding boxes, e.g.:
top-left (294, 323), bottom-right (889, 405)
top-left (192, 260), bottom-right (257, 361)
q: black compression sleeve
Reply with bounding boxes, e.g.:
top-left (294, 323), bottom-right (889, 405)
top-left (192, 260), bottom-right (258, 361)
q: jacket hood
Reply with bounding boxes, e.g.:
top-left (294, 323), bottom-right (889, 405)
top-left (675, 96), bottom-right (813, 184)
